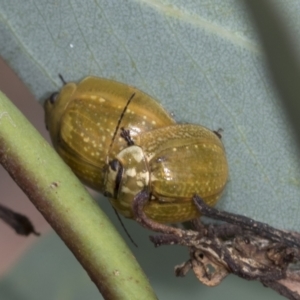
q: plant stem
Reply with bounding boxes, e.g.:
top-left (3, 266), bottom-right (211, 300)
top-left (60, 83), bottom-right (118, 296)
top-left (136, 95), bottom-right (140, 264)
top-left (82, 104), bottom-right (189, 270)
top-left (0, 91), bottom-right (157, 300)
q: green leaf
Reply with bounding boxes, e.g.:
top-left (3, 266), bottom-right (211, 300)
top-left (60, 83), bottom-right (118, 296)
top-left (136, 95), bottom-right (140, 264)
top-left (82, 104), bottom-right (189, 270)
top-left (2, 0), bottom-right (299, 230)
top-left (0, 0), bottom-right (299, 299)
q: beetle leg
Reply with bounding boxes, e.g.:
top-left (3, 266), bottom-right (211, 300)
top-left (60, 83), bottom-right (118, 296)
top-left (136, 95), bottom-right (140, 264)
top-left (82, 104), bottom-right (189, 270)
top-left (193, 194), bottom-right (300, 248)
top-left (213, 128), bottom-right (223, 139)
top-left (120, 127), bottom-right (134, 146)
top-left (132, 190), bottom-right (185, 236)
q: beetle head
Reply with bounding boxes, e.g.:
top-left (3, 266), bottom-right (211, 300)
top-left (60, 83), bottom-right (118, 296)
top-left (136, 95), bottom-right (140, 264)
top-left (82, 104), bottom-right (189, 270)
top-left (104, 145), bottom-right (149, 204)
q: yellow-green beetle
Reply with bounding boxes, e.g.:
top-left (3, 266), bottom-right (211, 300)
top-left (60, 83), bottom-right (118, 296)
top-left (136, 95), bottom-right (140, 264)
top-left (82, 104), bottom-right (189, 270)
top-left (104, 124), bottom-right (228, 223)
top-left (45, 76), bottom-right (228, 224)
top-left (44, 76), bottom-right (176, 192)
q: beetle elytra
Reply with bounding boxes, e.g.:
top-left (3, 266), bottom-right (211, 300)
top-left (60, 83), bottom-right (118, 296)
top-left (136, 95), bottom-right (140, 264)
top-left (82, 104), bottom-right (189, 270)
top-left (104, 124), bottom-right (228, 223)
top-left (44, 76), bottom-right (175, 192)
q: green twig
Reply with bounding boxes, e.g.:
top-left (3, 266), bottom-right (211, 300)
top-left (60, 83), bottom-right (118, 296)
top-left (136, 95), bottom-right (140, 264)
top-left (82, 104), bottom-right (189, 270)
top-left (0, 91), bottom-right (157, 300)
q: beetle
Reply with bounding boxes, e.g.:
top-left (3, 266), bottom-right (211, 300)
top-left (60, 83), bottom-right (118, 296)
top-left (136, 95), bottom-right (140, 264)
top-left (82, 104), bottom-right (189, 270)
top-left (104, 123), bottom-right (228, 224)
top-left (45, 76), bottom-right (228, 225)
top-left (44, 76), bottom-right (176, 192)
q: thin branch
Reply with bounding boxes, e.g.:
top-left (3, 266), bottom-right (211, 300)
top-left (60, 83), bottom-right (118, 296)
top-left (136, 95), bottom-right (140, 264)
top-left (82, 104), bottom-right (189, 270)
top-left (0, 91), bottom-right (157, 300)
top-left (132, 191), bottom-right (300, 300)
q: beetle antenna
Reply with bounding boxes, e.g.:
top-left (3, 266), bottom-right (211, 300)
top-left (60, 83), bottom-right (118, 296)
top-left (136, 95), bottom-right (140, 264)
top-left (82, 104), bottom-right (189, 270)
top-left (113, 207), bottom-right (138, 247)
top-left (58, 74), bottom-right (67, 85)
top-left (213, 128), bottom-right (223, 139)
top-left (107, 93), bottom-right (136, 162)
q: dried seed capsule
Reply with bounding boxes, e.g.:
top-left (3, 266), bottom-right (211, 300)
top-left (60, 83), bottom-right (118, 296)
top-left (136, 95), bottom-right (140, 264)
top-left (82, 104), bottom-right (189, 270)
top-left (44, 76), bottom-right (175, 192)
top-left (104, 124), bottom-right (228, 223)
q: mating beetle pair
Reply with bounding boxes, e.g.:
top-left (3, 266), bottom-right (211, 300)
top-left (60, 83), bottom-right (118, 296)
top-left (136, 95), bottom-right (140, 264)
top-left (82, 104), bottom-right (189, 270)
top-left (44, 76), bottom-right (228, 224)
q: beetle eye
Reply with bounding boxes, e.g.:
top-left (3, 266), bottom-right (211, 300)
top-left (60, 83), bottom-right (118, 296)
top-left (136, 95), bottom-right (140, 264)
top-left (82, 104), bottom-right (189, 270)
top-left (49, 92), bottom-right (59, 104)
top-left (109, 159), bottom-right (123, 198)
top-left (109, 159), bottom-right (119, 172)
top-left (115, 162), bottom-right (123, 195)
